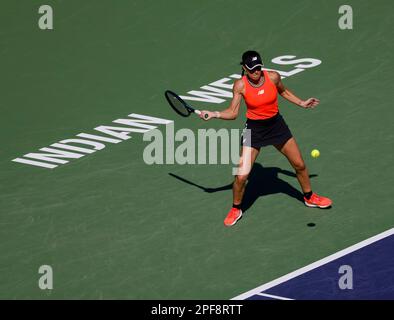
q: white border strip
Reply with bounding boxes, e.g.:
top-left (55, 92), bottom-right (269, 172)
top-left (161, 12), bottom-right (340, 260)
top-left (232, 228), bottom-right (394, 300)
top-left (257, 293), bottom-right (294, 300)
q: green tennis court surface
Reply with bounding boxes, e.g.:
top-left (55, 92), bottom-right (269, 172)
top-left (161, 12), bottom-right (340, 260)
top-left (1, 0), bottom-right (393, 299)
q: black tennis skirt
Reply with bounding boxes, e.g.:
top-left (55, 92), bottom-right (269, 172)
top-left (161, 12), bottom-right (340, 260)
top-left (241, 113), bottom-right (293, 149)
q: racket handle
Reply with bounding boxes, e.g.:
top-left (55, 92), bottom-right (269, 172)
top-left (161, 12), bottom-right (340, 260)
top-left (195, 110), bottom-right (209, 119)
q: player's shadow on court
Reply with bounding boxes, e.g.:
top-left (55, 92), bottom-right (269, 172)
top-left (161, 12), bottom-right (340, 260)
top-left (169, 163), bottom-right (318, 213)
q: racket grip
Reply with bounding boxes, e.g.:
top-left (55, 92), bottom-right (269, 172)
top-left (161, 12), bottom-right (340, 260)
top-left (195, 110), bottom-right (209, 119)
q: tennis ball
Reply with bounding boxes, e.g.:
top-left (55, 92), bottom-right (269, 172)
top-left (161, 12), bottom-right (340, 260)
top-left (311, 149), bottom-right (320, 158)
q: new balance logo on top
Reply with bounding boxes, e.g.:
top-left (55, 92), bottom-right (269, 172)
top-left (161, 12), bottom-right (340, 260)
top-left (258, 89), bottom-right (265, 95)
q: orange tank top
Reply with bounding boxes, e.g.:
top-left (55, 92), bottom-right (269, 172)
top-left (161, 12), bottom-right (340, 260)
top-left (242, 70), bottom-right (279, 120)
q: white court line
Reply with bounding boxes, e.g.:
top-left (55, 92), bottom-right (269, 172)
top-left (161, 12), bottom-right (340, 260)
top-left (232, 227), bottom-right (394, 300)
top-left (257, 293), bottom-right (294, 300)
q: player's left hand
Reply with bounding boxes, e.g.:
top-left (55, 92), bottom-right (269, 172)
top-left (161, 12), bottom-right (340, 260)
top-left (301, 98), bottom-right (320, 109)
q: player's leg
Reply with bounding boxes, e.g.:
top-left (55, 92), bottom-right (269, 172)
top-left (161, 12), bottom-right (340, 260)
top-left (275, 137), bottom-right (332, 208)
top-left (274, 137), bottom-right (311, 193)
top-left (233, 146), bottom-right (260, 205)
top-left (224, 146), bottom-right (260, 226)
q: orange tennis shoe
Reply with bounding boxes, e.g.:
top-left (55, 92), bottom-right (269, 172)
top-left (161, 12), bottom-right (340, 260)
top-left (304, 193), bottom-right (332, 208)
top-left (224, 208), bottom-right (243, 226)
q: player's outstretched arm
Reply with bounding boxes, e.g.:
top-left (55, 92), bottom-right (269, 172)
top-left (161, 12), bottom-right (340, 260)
top-left (199, 80), bottom-right (244, 120)
top-left (270, 71), bottom-right (320, 109)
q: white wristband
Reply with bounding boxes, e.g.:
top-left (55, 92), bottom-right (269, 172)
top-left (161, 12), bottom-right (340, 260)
top-left (215, 111), bottom-right (220, 118)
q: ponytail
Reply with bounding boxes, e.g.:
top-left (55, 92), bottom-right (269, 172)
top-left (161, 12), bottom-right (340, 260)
top-left (240, 60), bottom-right (244, 76)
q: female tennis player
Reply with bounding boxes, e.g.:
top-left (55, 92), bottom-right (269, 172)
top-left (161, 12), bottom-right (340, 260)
top-left (200, 50), bottom-right (332, 227)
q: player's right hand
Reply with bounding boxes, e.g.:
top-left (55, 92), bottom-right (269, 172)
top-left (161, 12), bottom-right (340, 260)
top-left (199, 111), bottom-right (215, 121)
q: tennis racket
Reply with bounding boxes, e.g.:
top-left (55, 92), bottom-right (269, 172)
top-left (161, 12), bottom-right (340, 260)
top-left (165, 90), bottom-right (208, 119)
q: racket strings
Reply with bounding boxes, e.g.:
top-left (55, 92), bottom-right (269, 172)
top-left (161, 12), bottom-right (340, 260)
top-left (165, 91), bottom-right (189, 117)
